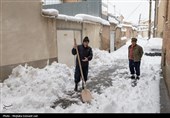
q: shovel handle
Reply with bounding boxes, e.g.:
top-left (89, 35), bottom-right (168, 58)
top-left (74, 38), bottom-right (86, 88)
top-left (74, 38), bottom-right (76, 45)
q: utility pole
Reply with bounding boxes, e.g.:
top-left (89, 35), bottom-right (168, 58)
top-left (138, 14), bottom-right (141, 25)
top-left (113, 5), bottom-right (116, 16)
top-left (107, 0), bottom-right (109, 20)
top-left (154, 0), bottom-right (158, 37)
top-left (148, 0), bottom-right (152, 40)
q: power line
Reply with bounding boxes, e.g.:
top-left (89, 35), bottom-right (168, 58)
top-left (126, 3), bottom-right (142, 20)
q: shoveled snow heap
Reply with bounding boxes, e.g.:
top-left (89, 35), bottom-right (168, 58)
top-left (0, 38), bottom-right (162, 113)
top-left (0, 63), bottom-right (74, 113)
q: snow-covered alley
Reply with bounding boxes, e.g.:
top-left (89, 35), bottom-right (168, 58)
top-left (0, 38), bottom-right (162, 113)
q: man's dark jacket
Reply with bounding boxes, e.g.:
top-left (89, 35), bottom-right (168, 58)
top-left (72, 44), bottom-right (93, 67)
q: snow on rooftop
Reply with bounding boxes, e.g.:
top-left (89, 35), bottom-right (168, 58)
top-left (121, 28), bottom-right (127, 32)
top-left (75, 14), bottom-right (110, 26)
top-left (102, 1), bottom-right (108, 7)
top-left (118, 24), bottom-right (133, 28)
top-left (42, 9), bottom-right (110, 25)
top-left (108, 17), bottom-right (119, 24)
top-left (121, 36), bottom-right (127, 40)
top-left (42, 9), bottom-right (59, 17)
top-left (108, 13), bottom-right (120, 18)
top-left (57, 14), bottom-right (83, 23)
top-left (132, 26), bottom-right (138, 30)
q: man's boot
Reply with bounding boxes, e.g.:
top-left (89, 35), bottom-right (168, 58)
top-left (131, 74), bottom-right (135, 79)
top-left (74, 83), bottom-right (78, 91)
top-left (136, 76), bottom-right (140, 80)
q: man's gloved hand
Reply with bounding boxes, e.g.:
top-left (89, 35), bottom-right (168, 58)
top-left (82, 57), bottom-right (88, 62)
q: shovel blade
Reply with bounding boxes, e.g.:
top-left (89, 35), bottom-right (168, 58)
top-left (81, 89), bottom-right (93, 103)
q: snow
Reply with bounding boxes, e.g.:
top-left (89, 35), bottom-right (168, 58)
top-left (0, 63), bottom-right (74, 113)
top-left (53, 13), bottom-right (110, 25)
top-left (118, 23), bottom-right (133, 28)
top-left (41, 10), bottom-right (110, 25)
top-left (75, 14), bottom-right (110, 26)
top-left (43, 0), bottom-right (62, 5)
top-left (57, 14), bottom-right (83, 23)
top-left (132, 26), bottom-right (138, 31)
top-left (121, 36), bottom-right (127, 40)
top-left (42, 9), bottom-right (59, 17)
top-left (102, 1), bottom-right (108, 8)
top-left (56, 14), bottom-right (109, 24)
top-left (108, 17), bottom-right (119, 24)
top-left (0, 38), bottom-right (162, 113)
top-left (121, 28), bottom-right (127, 32)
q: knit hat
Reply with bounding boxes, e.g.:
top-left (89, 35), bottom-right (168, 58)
top-left (131, 38), bottom-right (137, 42)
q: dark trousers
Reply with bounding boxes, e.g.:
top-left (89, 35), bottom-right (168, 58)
top-left (74, 65), bottom-right (88, 84)
top-left (129, 59), bottom-right (141, 76)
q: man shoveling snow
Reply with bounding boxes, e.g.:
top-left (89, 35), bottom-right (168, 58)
top-left (72, 36), bottom-right (93, 92)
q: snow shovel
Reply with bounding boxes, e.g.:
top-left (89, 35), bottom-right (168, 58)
top-left (74, 38), bottom-right (93, 103)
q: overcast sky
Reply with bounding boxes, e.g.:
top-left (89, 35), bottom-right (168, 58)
top-left (103, 0), bottom-right (155, 24)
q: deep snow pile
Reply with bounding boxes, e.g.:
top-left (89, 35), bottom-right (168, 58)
top-left (0, 38), bottom-right (162, 113)
top-left (0, 63), bottom-right (74, 113)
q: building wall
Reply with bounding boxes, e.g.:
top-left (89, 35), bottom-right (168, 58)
top-left (109, 23), bottom-right (116, 52)
top-left (0, 0), bottom-right (2, 68)
top-left (43, 0), bottom-right (102, 18)
top-left (56, 19), bottom-right (82, 30)
top-left (126, 27), bottom-right (132, 39)
top-left (115, 27), bottom-right (125, 50)
top-left (57, 30), bottom-right (81, 67)
top-left (82, 22), bottom-right (102, 49)
top-left (56, 19), bottom-right (82, 67)
top-left (132, 30), bottom-right (138, 38)
top-left (101, 25), bottom-right (110, 51)
top-left (143, 31), bottom-right (149, 38)
top-left (157, 0), bottom-right (166, 37)
top-left (0, 0), bottom-right (57, 81)
top-left (162, 0), bottom-right (170, 95)
top-left (56, 19), bottom-right (109, 65)
top-left (109, 23), bottom-right (128, 51)
top-left (110, 23), bottom-right (117, 31)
